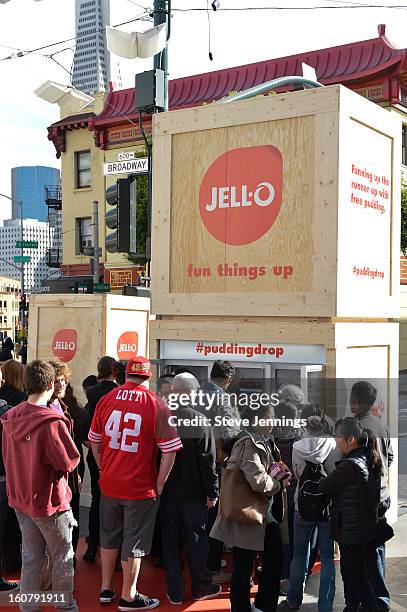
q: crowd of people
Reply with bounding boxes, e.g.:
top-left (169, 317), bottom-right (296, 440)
top-left (0, 354), bottom-right (395, 612)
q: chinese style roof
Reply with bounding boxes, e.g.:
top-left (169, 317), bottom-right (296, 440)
top-left (92, 24), bottom-right (407, 129)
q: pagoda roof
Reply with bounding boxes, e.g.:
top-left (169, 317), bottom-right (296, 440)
top-left (93, 24), bottom-right (407, 128)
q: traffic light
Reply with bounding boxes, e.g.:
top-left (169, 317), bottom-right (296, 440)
top-left (19, 294), bottom-right (26, 312)
top-left (105, 177), bottom-right (136, 253)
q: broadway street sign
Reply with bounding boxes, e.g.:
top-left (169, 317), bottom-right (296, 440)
top-left (103, 157), bottom-right (148, 176)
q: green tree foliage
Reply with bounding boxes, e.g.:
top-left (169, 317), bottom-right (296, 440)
top-left (402, 181), bottom-right (407, 255)
top-left (125, 150), bottom-right (148, 267)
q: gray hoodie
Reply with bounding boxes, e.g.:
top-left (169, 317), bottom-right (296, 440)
top-left (292, 435), bottom-right (342, 510)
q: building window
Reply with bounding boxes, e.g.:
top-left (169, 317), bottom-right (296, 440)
top-left (75, 217), bottom-right (93, 255)
top-left (403, 125), bottom-right (407, 167)
top-left (75, 151), bottom-right (91, 188)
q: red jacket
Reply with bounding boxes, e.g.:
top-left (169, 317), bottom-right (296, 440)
top-left (1, 401), bottom-right (80, 517)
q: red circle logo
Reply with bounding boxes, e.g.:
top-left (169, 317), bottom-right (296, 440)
top-left (199, 145), bottom-right (283, 245)
top-left (52, 329), bottom-right (78, 363)
top-left (117, 331), bottom-right (139, 361)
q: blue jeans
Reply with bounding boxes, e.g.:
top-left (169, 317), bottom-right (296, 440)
top-left (288, 513), bottom-right (335, 612)
top-left (16, 509), bottom-right (78, 612)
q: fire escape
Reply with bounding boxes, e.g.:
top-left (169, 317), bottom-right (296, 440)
top-left (44, 185), bottom-right (62, 268)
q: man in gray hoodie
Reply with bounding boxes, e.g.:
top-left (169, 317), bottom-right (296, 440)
top-left (280, 407), bottom-right (340, 612)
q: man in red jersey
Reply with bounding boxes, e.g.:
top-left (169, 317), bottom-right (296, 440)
top-left (89, 356), bottom-right (182, 611)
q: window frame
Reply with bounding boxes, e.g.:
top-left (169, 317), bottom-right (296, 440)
top-left (74, 150), bottom-right (91, 189)
top-left (75, 217), bottom-right (93, 255)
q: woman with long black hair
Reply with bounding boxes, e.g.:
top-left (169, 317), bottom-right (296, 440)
top-left (319, 417), bottom-right (382, 612)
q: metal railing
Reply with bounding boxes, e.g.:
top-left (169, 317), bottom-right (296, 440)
top-left (44, 185), bottom-right (62, 210)
top-left (47, 247), bottom-right (62, 268)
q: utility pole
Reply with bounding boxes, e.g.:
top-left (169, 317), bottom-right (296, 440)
top-left (154, 0), bottom-right (169, 111)
top-left (92, 200), bottom-right (100, 284)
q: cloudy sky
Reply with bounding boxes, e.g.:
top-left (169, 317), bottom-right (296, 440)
top-left (0, 0), bottom-right (406, 222)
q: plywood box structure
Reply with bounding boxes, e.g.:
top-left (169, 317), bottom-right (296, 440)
top-left (150, 85), bottom-right (400, 521)
top-left (152, 85), bottom-right (400, 318)
top-left (28, 294), bottom-right (151, 399)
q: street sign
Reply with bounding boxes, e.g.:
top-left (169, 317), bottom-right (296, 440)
top-left (76, 284), bottom-right (90, 294)
top-left (103, 157), bottom-right (148, 176)
top-left (16, 240), bottom-right (38, 248)
top-left (14, 255), bottom-right (31, 263)
top-left (94, 282), bottom-right (111, 293)
top-left (83, 246), bottom-right (102, 257)
top-left (118, 151), bottom-right (136, 161)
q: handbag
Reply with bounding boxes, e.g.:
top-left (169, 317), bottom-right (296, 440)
top-left (219, 443), bottom-right (268, 525)
top-left (375, 517), bottom-right (394, 547)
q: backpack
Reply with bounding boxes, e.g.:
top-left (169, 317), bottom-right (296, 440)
top-left (298, 460), bottom-right (331, 522)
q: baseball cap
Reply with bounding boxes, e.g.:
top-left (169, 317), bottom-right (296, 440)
top-left (126, 356), bottom-right (152, 378)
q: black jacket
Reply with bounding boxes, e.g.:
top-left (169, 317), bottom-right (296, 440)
top-left (162, 404), bottom-right (219, 504)
top-left (320, 447), bottom-right (380, 545)
top-left (85, 380), bottom-right (117, 469)
top-left (0, 385), bottom-right (26, 407)
top-left (274, 427), bottom-right (304, 505)
top-left (86, 380), bottom-right (117, 421)
top-left (0, 400), bottom-right (11, 478)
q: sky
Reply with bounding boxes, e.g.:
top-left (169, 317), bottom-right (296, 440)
top-left (0, 0), bottom-right (406, 222)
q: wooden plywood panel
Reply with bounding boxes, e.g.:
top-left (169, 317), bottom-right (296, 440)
top-left (152, 291), bottom-right (335, 317)
top-left (170, 116), bottom-right (314, 295)
top-left (313, 112), bottom-right (339, 297)
top-left (153, 86), bottom-right (340, 136)
top-left (151, 135), bottom-right (172, 294)
top-left (170, 128), bottom-right (228, 293)
top-left (151, 318), bottom-right (335, 347)
top-left (35, 305), bottom-right (103, 398)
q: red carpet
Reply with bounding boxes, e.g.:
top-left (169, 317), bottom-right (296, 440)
top-left (1, 539), bottom-right (325, 610)
top-left (2, 538), bottom-right (233, 611)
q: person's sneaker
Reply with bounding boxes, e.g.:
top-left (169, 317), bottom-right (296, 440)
top-left (193, 584), bottom-right (222, 601)
top-left (118, 594), bottom-right (160, 610)
top-left (167, 594), bottom-right (182, 605)
top-left (251, 604), bottom-right (262, 612)
top-left (0, 579), bottom-right (19, 592)
top-left (99, 589), bottom-right (116, 604)
top-left (220, 559), bottom-right (227, 568)
top-left (210, 569), bottom-right (231, 583)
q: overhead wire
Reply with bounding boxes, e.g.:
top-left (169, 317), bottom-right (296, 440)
top-left (171, 4), bottom-right (407, 10)
top-left (1, 1), bottom-right (405, 62)
top-left (0, 10), bottom-right (151, 62)
top-left (1, 0), bottom-right (405, 130)
top-left (1, 7), bottom-right (151, 129)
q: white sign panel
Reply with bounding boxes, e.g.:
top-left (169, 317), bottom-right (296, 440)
top-left (337, 119), bottom-right (392, 309)
top-left (105, 307), bottom-right (149, 361)
top-left (103, 157), bottom-right (148, 176)
top-left (118, 151), bottom-right (136, 161)
top-left (160, 340), bottom-right (326, 364)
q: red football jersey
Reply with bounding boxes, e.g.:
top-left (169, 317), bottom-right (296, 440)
top-left (89, 381), bottom-right (182, 500)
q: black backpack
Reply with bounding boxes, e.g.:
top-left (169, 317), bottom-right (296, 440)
top-left (298, 460), bottom-right (331, 522)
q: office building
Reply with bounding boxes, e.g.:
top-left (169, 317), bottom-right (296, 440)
top-left (0, 276), bottom-right (20, 342)
top-left (0, 219), bottom-right (57, 292)
top-left (11, 166), bottom-right (60, 222)
top-left (72, 0), bottom-right (110, 94)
